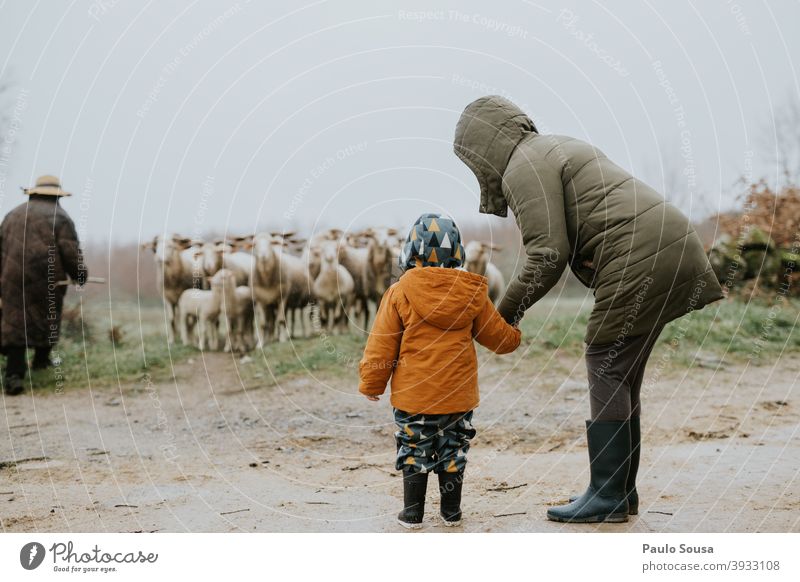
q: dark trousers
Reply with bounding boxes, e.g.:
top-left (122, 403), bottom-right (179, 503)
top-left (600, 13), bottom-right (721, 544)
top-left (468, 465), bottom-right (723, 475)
top-left (585, 326), bottom-right (664, 421)
top-left (394, 409), bottom-right (476, 474)
top-left (4, 346), bottom-right (51, 379)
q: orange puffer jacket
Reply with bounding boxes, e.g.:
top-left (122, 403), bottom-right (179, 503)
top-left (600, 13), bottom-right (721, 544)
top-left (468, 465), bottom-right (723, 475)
top-left (358, 266), bottom-right (521, 414)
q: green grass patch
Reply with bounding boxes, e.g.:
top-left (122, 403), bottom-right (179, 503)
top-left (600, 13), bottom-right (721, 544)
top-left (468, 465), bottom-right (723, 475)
top-left (7, 296), bottom-right (798, 393)
top-left (239, 330), bottom-right (367, 387)
top-left (517, 296), bottom-right (800, 365)
top-left (9, 299), bottom-right (194, 393)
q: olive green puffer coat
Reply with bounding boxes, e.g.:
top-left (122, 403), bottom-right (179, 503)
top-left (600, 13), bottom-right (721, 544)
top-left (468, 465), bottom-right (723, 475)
top-left (454, 96), bottom-right (723, 344)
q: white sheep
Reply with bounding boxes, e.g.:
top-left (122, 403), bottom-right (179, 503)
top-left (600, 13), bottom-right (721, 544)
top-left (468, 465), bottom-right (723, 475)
top-left (312, 240), bottom-right (355, 334)
top-left (249, 233), bottom-right (311, 344)
top-left (176, 276), bottom-right (224, 351)
top-left (464, 240), bottom-right (506, 304)
top-left (212, 269), bottom-right (255, 353)
top-left (142, 234), bottom-right (206, 343)
top-left (338, 229), bottom-right (394, 331)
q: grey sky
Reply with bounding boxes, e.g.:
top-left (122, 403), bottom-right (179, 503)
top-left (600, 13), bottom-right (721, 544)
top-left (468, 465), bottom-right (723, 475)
top-left (1, 0), bottom-right (798, 243)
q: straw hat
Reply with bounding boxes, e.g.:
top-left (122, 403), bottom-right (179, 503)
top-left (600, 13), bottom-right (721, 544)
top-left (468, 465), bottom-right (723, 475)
top-left (22, 175), bottom-right (71, 197)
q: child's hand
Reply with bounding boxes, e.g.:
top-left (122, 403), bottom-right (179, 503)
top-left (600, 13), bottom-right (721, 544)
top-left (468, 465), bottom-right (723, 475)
top-left (365, 395), bottom-right (380, 402)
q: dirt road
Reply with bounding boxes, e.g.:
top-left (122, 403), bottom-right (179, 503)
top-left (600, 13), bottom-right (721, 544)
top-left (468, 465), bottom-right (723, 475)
top-left (2, 347), bottom-right (798, 532)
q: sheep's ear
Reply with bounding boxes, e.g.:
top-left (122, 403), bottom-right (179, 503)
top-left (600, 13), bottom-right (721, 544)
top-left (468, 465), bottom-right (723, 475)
top-left (489, 244), bottom-right (503, 252)
top-left (141, 236), bottom-right (157, 251)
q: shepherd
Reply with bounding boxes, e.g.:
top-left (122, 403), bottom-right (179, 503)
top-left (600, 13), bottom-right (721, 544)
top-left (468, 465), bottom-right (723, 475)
top-left (453, 96), bottom-right (724, 523)
top-left (1, 175), bottom-right (87, 396)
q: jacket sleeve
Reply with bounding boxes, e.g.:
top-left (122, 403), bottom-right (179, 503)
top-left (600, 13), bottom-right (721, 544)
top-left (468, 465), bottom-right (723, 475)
top-left (358, 286), bottom-right (404, 396)
top-left (497, 158), bottom-right (570, 325)
top-left (57, 213), bottom-right (88, 284)
top-left (472, 296), bottom-right (522, 354)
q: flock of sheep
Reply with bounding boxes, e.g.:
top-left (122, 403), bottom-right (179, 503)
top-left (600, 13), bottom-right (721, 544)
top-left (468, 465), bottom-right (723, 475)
top-left (142, 227), bottom-right (506, 352)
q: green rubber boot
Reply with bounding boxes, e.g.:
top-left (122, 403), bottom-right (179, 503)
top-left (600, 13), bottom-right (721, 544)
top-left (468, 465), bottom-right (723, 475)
top-left (569, 416), bottom-right (640, 515)
top-left (548, 420), bottom-right (631, 523)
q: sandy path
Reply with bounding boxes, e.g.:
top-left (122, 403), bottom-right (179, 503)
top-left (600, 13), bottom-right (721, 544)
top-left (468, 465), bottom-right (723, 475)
top-left (2, 349), bottom-right (798, 532)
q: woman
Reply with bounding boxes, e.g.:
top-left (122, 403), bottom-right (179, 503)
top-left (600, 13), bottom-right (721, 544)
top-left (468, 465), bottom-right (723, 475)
top-left (453, 96), bottom-right (723, 523)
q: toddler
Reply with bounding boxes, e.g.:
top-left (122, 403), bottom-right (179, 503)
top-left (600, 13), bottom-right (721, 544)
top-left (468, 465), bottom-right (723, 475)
top-left (359, 213), bottom-right (521, 528)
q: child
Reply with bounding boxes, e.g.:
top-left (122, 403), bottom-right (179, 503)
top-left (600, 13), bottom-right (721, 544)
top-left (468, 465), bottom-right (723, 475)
top-left (358, 213), bottom-right (521, 528)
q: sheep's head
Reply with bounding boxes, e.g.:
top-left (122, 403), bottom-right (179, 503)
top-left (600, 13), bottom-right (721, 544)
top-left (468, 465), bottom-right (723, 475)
top-left (210, 268), bottom-right (236, 294)
top-left (464, 241), bottom-right (502, 276)
top-left (251, 233), bottom-right (278, 279)
top-left (319, 240), bottom-right (340, 268)
top-left (149, 234), bottom-right (192, 265)
top-left (199, 240), bottom-right (230, 276)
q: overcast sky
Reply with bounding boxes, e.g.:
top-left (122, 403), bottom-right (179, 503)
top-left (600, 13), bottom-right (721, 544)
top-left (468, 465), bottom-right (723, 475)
top-left (1, 0), bottom-right (798, 244)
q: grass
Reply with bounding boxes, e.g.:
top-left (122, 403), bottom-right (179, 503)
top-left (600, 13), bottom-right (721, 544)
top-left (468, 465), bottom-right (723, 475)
top-left (518, 295), bottom-right (800, 365)
top-left (5, 295), bottom-right (798, 393)
top-left (12, 298), bottom-right (195, 393)
top-left (238, 330), bottom-right (367, 387)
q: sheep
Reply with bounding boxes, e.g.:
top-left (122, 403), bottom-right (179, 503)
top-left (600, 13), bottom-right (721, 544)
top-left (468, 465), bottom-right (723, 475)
top-left (176, 276), bottom-right (224, 351)
top-left (198, 239), bottom-right (226, 280)
top-left (212, 268), bottom-right (255, 353)
top-left (142, 234), bottom-right (205, 343)
top-left (338, 229), bottom-right (394, 330)
top-left (464, 240), bottom-right (506, 304)
top-left (304, 228), bottom-right (343, 281)
top-left (220, 237), bottom-right (255, 286)
top-left (249, 233), bottom-right (312, 344)
top-left (312, 240), bottom-right (355, 334)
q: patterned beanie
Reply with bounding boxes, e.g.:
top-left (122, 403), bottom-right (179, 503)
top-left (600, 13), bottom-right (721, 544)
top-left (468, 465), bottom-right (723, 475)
top-left (399, 213), bottom-right (466, 270)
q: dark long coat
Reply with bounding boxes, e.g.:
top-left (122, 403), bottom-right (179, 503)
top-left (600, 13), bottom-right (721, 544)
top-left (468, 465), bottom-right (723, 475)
top-left (454, 96), bottom-right (724, 344)
top-left (0, 196), bottom-right (86, 348)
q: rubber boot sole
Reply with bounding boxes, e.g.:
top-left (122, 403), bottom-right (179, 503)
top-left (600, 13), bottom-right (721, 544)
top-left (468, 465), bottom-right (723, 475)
top-left (397, 518), bottom-right (423, 530)
top-left (440, 514), bottom-right (462, 527)
top-left (547, 511), bottom-right (629, 524)
top-left (568, 495), bottom-right (638, 515)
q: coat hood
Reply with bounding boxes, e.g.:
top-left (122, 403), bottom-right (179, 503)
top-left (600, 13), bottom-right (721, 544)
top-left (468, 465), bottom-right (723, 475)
top-left (397, 266), bottom-right (487, 330)
top-left (453, 95), bottom-right (537, 217)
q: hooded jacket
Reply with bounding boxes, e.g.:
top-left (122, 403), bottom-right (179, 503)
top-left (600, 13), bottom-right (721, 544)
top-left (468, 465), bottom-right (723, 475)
top-left (358, 266), bottom-right (520, 414)
top-left (454, 95), bottom-right (724, 344)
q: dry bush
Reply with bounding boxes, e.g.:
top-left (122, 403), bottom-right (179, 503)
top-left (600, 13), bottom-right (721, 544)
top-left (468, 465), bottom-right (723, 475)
top-left (714, 181), bottom-right (800, 249)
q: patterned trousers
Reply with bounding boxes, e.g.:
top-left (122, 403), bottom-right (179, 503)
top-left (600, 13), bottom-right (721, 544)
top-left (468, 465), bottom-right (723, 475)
top-left (394, 408), bottom-right (476, 474)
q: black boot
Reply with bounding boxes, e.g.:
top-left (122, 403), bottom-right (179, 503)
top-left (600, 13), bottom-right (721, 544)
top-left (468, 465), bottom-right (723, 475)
top-left (3, 374), bottom-right (24, 396)
top-left (438, 469), bottom-right (464, 526)
top-left (32, 347), bottom-right (53, 371)
top-left (398, 469), bottom-right (428, 529)
top-left (547, 420), bottom-right (631, 523)
top-left (626, 416), bottom-right (640, 515)
top-left (568, 417), bottom-right (641, 515)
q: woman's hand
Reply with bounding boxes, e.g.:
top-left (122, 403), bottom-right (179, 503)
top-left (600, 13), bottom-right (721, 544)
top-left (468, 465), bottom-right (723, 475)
top-left (365, 395), bottom-right (379, 402)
